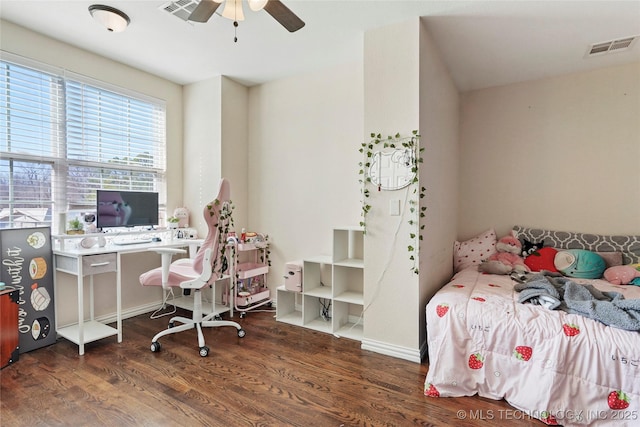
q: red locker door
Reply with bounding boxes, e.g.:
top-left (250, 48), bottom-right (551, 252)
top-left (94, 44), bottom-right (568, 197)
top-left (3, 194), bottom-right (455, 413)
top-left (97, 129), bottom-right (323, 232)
top-left (0, 288), bottom-right (19, 368)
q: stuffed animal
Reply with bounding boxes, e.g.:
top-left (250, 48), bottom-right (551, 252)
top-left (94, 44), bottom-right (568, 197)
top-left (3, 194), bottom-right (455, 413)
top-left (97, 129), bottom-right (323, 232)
top-left (479, 233), bottom-right (531, 275)
top-left (173, 207), bottom-right (189, 228)
top-left (521, 239), bottom-right (545, 258)
top-left (603, 264), bottom-right (640, 285)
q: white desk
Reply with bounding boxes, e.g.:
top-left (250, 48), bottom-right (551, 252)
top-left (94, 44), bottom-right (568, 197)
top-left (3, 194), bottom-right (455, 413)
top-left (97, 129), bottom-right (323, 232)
top-left (53, 237), bottom-right (202, 355)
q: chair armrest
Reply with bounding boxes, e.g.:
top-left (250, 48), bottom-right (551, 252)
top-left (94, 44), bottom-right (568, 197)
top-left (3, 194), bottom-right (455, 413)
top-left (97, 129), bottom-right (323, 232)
top-left (147, 248), bottom-right (187, 256)
top-left (181, 248), bottom-right (213, 290)
top-left (147, 248), bottom-right (187, 290)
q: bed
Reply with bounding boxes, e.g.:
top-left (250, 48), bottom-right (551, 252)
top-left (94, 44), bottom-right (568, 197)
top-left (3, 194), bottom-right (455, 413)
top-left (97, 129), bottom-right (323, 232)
top-left (424, 226), bottom-right (640, 426)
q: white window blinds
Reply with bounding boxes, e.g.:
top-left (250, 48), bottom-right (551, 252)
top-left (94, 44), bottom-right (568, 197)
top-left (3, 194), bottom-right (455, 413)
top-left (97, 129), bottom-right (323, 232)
top-left (0, 60), bottom-right (64, 159)
top-left (0, 53), bottom-right (167, 230)
top-left (64, 77), bottom-right (166, 210)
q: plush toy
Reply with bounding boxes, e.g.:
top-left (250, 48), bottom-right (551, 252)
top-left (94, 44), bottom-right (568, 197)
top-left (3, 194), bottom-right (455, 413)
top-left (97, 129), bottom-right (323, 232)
top-left (554, 249), bottom-right (606, 279)
top-left (603, 264), bottom-right (640, 285)
top-left (521, 239), bottom-right (545, 258)
top-left (479, 233), bottom-right (531, 275)
top-left (173, 207), bottom-right (189, 228)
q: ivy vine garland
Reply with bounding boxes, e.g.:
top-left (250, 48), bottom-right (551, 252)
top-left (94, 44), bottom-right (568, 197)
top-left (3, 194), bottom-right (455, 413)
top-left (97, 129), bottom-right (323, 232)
top-left (358, 130), bottom-right (426, 274)
top-left (208, 198), bottom-right (235, 276)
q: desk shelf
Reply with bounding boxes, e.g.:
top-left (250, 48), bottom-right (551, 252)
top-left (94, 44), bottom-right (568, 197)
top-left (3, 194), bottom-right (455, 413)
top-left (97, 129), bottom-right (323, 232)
top-left (53, 238), bottom-right (204, 355)
top-left (56, 321), bottom-right (118, 345)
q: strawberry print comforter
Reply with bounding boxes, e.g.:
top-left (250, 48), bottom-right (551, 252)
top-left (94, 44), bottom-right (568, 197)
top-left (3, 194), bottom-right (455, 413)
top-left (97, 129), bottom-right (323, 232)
top-left (424, 268), bottom-right (640, 426)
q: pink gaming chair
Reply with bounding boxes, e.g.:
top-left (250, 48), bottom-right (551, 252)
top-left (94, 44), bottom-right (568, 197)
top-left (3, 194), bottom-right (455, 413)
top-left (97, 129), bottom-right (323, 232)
top-left (139, 178), bottom-right (245, 357)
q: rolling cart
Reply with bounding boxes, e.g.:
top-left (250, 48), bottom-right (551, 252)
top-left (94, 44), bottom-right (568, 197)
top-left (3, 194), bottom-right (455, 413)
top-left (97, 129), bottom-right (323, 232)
top-left (229, 236), bottom-right (273, 318)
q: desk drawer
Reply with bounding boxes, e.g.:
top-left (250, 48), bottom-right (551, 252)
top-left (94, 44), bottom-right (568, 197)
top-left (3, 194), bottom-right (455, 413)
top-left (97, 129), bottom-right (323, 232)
top-left (82, 254), bottom-right (117, 276)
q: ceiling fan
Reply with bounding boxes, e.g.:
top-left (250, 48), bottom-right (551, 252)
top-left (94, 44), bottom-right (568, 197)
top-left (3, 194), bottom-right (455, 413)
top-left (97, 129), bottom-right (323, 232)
top-left (189, 0), bottom-right (305, 33)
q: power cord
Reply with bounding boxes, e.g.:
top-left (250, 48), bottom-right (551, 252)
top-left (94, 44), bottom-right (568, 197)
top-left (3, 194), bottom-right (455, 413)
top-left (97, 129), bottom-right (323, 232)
top-left (320, 298), bottom-right (332, 321)
top-left (334, 186), bottom-right (409, 338)
top-left (150, 287), bottom-right (177, 319)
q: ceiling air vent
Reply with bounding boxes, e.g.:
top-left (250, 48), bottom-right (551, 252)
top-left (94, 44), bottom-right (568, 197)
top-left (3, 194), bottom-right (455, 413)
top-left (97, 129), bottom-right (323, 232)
top-left (161, 0), bottom-right (198, 22)
top-left (587, 36), bottom-right (638, 57)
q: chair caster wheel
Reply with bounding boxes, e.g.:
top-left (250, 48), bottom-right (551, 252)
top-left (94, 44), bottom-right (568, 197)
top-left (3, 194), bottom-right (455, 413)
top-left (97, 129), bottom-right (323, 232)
top-left (240, 312), bottom-right (246, 319)
top-left (213, 315), bottom-right (222, 321)
top-left (237, 329), bottom-right (246, 338)
top-left (168, 322), bottom-right (174, 329)
top-left (199, 346), bottom-right (209, 357)
top-left (151, 341), bottom-right (161, 352)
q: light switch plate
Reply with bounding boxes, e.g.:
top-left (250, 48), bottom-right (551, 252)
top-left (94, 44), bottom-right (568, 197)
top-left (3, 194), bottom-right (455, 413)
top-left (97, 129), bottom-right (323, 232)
top-left (389, 199), bottom-right (400, 216)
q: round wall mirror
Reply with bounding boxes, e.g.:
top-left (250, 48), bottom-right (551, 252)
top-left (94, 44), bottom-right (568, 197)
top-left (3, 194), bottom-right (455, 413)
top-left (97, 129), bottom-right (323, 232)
top-left (368, 148), bottom-right (416, 190)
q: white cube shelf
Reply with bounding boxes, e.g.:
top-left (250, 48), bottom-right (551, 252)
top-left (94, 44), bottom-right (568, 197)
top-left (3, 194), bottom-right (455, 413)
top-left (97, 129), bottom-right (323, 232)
top-left (276, 226), bottom-right (364, 341)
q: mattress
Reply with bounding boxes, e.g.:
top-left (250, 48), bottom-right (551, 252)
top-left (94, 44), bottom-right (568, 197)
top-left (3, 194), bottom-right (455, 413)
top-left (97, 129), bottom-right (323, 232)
top-left (424, 268), bottom-right (640, 426)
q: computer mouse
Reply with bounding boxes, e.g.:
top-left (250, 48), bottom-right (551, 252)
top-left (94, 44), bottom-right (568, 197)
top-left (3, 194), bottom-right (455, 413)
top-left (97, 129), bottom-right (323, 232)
top-left (152, 237), bottom-right (162, 242)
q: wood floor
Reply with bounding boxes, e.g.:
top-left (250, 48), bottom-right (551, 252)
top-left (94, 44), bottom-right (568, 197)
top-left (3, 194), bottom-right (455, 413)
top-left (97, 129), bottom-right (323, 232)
top-left (1, 309), bottom-right (544, 426)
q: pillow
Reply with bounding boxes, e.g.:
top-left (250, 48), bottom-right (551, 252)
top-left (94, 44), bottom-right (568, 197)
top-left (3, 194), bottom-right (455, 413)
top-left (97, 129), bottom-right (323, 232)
top-left (453, 229), bottom-right (497, 273)
top-left (512, 226), bottom-right (640, 265)
top-left (597, 251), bottom-right (623, 268)
top-left (524, 247), bottom-right (559, 272)
top-left (554, 249), bottom-right (606, 279)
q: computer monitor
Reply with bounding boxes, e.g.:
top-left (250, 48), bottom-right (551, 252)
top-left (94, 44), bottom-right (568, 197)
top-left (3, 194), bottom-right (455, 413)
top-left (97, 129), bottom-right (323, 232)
top-left (96, 190), bottom-right (159, 229)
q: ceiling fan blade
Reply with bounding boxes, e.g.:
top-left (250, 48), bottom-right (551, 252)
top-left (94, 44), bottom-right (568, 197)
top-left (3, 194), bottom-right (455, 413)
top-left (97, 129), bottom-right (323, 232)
top-left (189, 0), bottom-right (222, 23)
top-left (264, 0), bottom-right (305, 32)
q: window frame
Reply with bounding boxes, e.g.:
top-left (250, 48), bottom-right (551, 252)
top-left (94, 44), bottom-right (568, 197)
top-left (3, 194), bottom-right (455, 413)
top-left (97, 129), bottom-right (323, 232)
top-left (0, 51), bottom-right (167, 233)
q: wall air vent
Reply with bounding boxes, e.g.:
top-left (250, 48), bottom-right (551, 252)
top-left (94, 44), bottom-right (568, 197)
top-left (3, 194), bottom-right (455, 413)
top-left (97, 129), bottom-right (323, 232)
top-left (161, 0), bottom-right (198, 22)
top-left (587, 36), bottom-right (638, 57)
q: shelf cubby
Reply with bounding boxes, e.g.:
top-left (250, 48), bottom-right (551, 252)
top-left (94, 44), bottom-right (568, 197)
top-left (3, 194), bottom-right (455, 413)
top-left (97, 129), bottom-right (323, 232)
top-left (302, 295), bottom-right (332, 333)
top-left (333, 300), bottom-right (364, 341)
top-left (275, 286), bottom-right (302, 326)
top-left (276, 226), bottom-right (364, 341)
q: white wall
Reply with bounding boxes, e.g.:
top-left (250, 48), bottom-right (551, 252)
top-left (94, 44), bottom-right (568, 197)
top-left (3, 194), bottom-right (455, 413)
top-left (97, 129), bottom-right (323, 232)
top-left (221, 77), bottom-right (250, 230)
top-left (458, 62), bottom-right (640, 240)
top-left (417, 19), bottom-right (459, 350)
top-left (361, 18), bottom-right (459, 362)
top-left (362, 19), bottom-right (421, 360)
top-left (183, 76), bottom-right (223, 234)
top-left (183, 76), bottom-right (249, 236)
top-left (1, 20), bottom-right (184, 325)
top-left (247, 62), bottom-right (364, 288)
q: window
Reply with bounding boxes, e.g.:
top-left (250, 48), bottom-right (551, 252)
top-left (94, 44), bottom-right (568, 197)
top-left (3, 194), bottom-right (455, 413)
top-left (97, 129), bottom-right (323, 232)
top-left (0, 53), bottom-right (166, 232)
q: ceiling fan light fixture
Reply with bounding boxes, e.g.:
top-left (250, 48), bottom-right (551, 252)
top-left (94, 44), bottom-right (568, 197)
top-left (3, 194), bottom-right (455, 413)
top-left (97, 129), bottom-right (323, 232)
top-left (88, 4), bottom-right (130, 32)
top-left (248, 0), bottom-right (268, 12)
top-left (222, 0), bottom-right (245, 21)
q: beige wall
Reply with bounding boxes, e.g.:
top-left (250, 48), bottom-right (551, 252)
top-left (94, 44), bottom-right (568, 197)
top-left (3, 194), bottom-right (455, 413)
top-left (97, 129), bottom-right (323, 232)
top-left (458, 62), bottom-right (640, 240)
top-left (362, 19), bottom-right (421, 359)
top-left (361, 18), bottom-right (459, 362)
top-left (246, 62), bottom-right (364, 287)
top-left (1, 20), bottom-right (184, 325)
top-left (182, 76), bottom-right (249, 236)
top-left (417, 19), bottom-right (459, 351)
top-left (182, 76), bottom-right (223, 234)
top-left (221, 77), bottom-right (250, 230)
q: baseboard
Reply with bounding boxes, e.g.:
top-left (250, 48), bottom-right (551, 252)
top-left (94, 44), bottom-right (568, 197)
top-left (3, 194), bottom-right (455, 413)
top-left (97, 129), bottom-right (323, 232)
top-left (361, 338), bottom-right (423, 363)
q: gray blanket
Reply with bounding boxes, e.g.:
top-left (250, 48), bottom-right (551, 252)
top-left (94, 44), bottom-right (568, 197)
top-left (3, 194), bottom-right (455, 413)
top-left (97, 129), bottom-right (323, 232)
top-left (513, 272), bottom-right (640, 331)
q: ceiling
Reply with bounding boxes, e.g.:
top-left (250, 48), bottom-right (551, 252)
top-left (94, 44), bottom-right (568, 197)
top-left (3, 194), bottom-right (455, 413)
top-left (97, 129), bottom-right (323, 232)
top-left (1, 1), bottom-right (639, 91)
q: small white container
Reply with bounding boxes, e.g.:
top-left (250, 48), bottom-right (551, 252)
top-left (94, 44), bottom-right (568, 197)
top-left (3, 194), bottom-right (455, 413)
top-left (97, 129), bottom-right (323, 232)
top-left (284, 261), bottom-right (303, 292)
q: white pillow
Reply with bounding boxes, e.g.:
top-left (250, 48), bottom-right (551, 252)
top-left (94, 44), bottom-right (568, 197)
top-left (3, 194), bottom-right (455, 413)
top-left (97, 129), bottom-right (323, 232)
top-left (453, 229), bottom-right (497, 273)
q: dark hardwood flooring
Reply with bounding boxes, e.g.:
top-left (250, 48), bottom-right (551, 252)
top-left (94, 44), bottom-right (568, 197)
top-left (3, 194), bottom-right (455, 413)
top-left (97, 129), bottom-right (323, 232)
top-left (1, 309), bottom-right (543, 426)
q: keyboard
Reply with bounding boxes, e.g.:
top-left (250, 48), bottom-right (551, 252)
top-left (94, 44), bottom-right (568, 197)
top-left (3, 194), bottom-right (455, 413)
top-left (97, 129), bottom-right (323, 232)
top-left (112, 238), bottom-right (153, 246)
